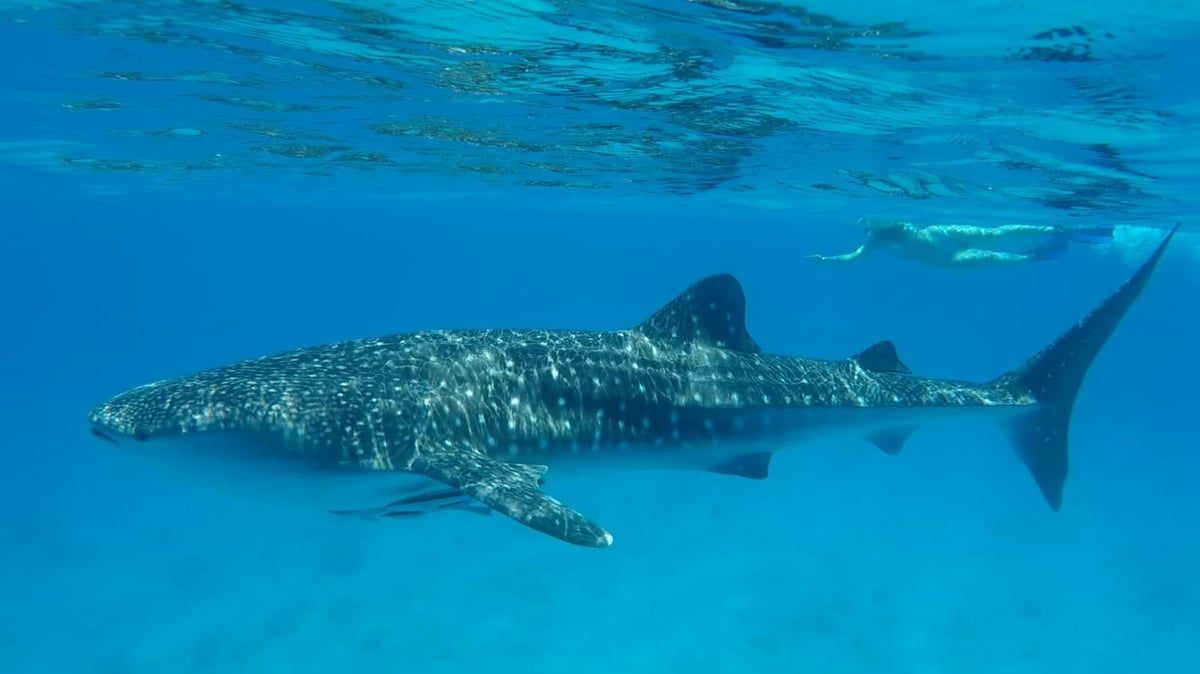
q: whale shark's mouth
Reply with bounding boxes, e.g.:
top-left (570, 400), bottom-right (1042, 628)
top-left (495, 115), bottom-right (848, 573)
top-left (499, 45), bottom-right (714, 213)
top-left (88, 398), bottom-right (157, 443)
top-left (89, 418), bottom-right (152, 444)
top-left (90, 426), bottom-right (120, 445)
top-left (87, 418), bottom-right (465, 518)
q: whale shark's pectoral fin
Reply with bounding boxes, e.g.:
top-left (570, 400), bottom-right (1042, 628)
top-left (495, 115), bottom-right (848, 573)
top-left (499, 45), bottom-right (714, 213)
top-left (409, 448), bottom-right (614, 548)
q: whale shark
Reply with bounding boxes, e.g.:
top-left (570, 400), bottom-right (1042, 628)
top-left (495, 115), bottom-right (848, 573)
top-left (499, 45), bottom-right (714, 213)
top-left (88, 225), bottom-right (1178, 548)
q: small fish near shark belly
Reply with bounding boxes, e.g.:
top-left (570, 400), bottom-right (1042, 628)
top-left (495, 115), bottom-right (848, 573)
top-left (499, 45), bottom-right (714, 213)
top-left (329, 486), bottom-right (493, 520)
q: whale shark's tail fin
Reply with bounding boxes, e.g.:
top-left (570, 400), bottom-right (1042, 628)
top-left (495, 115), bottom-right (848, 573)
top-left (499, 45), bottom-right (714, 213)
top-left (990, 224), bottom-right (1177, 509)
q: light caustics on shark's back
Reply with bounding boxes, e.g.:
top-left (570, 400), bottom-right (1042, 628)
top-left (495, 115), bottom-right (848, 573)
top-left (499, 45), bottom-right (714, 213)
top-left (88, 225), bottom-right (1180, 548)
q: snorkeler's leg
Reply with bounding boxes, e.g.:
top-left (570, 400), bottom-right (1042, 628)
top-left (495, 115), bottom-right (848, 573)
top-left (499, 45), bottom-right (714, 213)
top-left (985, 224), bottom-right (1061, 236)
top-left (934, 223), bottom-right (1058, 246)
top-left (949, 249), bottom-right (1042, 268)
top-left (979, 223), bottom-right (1113, 244)
top-left (928, 223), bottom-right (1070, 252)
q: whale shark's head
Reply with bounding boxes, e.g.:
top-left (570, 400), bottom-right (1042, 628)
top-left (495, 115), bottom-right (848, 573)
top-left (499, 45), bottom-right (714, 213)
top-left (89, 377), bottom-right (238, 445)
top-left (86, 374), bottom-right (374, 509)
top-left (86, 366), bottom-right (303, 474)
top-left (87, 382), bottom-right (425, 517)
top-left (90, 382), bottom-right (177, 445)
top-left (88, 377), bottom-right (269, 484)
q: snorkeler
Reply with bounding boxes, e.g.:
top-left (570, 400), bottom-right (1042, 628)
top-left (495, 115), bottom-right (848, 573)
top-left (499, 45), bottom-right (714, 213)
top-left (806, 219), bottom-right (1114, 269)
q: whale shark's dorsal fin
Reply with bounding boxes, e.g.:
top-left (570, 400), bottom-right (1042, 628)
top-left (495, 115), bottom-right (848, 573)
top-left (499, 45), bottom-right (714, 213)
top-left (851, 340), bottom-right (911, 375)
top-left (636, 274), bottom-right (761, 352)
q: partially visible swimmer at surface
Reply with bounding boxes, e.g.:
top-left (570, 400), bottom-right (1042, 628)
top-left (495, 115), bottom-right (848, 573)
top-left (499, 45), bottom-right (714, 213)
top-left (807, 219), bottom-right (1114, 270)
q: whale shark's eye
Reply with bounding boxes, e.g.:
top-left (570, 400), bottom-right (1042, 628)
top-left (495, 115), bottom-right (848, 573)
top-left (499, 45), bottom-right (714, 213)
top-left (133, 430), bottom-right (150, 442)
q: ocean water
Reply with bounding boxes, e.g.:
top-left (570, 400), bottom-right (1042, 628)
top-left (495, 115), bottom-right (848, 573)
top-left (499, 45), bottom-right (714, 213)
top-left (2, 1), bottom-right (1198, 673)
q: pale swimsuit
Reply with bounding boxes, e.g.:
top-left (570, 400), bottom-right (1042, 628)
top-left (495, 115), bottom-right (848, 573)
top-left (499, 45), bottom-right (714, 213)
top-left (808, 219), bottom-right (1113, 269)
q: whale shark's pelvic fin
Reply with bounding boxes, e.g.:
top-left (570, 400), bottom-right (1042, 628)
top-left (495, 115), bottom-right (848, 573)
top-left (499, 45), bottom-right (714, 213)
top-left (708, 451), bottom-right (774, 479)
top-left (408, 441), bottom-right (613, 548)
top-left (867, 425), bottom-right (919, 456)
top-left (636, 273), bottom-right (761, 352)
top-left (992, 224), bottom-right (1178, 509)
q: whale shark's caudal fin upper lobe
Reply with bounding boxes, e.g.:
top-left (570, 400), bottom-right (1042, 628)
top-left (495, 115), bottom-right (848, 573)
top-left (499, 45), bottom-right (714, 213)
top-left (992, 224), bottom-right (1178, 509)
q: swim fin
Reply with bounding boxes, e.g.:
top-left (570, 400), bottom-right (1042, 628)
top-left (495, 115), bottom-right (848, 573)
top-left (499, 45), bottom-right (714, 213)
top-left (1066, 225), bottom-right (1115, 245)
top-left (1028, 235), bottom-right (1070, 261)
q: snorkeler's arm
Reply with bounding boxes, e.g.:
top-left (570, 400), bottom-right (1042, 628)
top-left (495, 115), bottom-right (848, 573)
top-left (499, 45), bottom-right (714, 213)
top-left (806, 245), bottom-right (867, 262)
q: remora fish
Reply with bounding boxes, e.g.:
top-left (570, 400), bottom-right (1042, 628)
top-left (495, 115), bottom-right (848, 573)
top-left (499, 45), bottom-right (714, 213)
top-left (88, 225), bottom-right (1179, 547)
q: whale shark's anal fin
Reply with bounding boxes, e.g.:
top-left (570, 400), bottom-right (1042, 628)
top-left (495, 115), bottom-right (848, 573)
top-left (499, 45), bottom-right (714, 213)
top-left (409, 446), bottom-right (613, 548)
top-left (636, 274), bottom-right (761, 352)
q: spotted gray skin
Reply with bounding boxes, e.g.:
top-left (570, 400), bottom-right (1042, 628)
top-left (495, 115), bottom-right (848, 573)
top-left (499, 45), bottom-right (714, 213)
top-left (89, 225), bottom-right (1178, 547)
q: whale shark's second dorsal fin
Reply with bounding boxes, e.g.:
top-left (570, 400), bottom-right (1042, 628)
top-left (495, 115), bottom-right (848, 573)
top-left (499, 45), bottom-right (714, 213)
top-left (636, 274), bottom-right (761, 352)
top-left (851, 340), bottom-right (912, 375)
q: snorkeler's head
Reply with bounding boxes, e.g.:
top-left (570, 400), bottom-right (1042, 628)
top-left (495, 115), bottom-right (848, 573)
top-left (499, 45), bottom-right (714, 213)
top-left (858, 218), bottom-right (903, 238)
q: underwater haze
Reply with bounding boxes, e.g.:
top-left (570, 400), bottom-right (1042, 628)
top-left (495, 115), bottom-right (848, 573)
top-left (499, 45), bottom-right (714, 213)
top-left (1, 1), bottom-right (1198, 673)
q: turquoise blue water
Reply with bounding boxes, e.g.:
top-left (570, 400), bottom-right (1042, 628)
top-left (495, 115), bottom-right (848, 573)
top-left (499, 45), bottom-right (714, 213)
top-left (2, 2), bottom-right (1198, 672)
